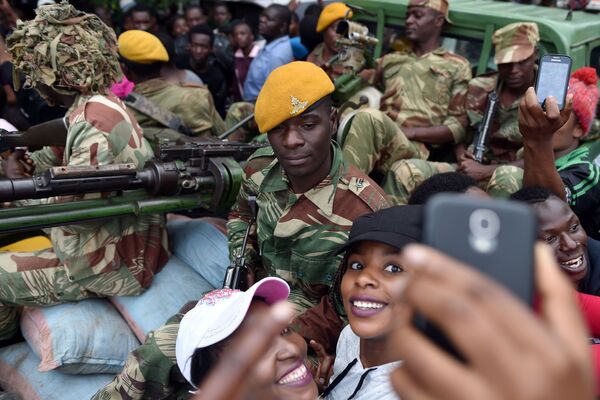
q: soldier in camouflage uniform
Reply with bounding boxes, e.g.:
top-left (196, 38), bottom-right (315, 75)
top-left (383, 22), bottom-right (540, 203)
top-left (0, 2), bottom-right (169, 341)
top-left (118, 30), bottom-right (225, 144)
top-left (341, 0), bottom-right (471, 178)
top-left (93, 61), bottom-right (389, 400)
top-left (307, 2), bottom-right (353, 81)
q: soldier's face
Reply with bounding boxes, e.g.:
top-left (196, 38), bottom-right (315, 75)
top-left (497, 53), bottom-right (536, 90)
top-left (267, 100), bottom-right (335, 192)
top-left (533, 196), bottom-right (589, 284)
top-left (405, 7), bottom-right (444, 43)
top-left (131, 11), bottom-right (155, 32)
top-left (323, 21), bottom-right (341, 53)
top-left (190, 33), bottom-right (212, 66)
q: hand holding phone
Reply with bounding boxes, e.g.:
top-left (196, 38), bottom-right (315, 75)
top-left (534, 54), bottom-right (572, 110)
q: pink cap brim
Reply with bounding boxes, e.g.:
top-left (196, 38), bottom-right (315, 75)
top-left (251, 277), bottom-right (290, 305)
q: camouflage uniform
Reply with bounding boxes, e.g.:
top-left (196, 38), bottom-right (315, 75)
top-left (307, 42), bottom-right (346, 81)
top-left (342, 47), bottom-right (471, 175)
top-left (1, 3), bottom-right (169, 340)
top-left (0, 94), bottom-right (170, 340)
top-left (131, 78), bottom-right (226, 137)
top-left (228, 143), bottom-right (390, 313)
top-left (223, 101), bottom-right (257, 142)
top-left (92, 142), bottom-right (390, 400)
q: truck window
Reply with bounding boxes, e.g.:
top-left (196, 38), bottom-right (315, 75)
top-left (591, 45), bottom-right (600, 76)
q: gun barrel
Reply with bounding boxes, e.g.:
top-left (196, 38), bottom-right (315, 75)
top-left (472, 91), bottom-right (499, 163)
top-left (0, 118), bottom-right (68, 153)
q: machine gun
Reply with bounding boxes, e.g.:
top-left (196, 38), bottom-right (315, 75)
top-left (472, 90), bottom-right (499, 163)
top-left (328, 20), bottom-right (379, 106)
top-left (0, 139), bottom-right (265, 233)
top-left (0, 118), bottom-right (68, 153)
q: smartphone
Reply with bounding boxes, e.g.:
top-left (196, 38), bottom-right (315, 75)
top-left (414, 194), bottom-right (538, 359)
top-left (534, 54), bottom-right (572, 110)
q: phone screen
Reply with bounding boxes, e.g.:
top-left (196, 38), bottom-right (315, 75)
top-left (535, 55), bottom-right (572, 109)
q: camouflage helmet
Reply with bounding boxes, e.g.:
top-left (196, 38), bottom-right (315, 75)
top-left (492, 22), bottom-right (540, 65)
top-left (6, 1), bottom-right (121, 96)
top-left (408, 0), bottom-right (452, 23)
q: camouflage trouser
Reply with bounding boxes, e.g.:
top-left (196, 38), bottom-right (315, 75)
top-left (224, 101), bottom-right (256, 142)
top-left (341, 108), bottom-right (429, 175)
top-left (382, 159), bottom-right (456, 205)
top-left (0, 249), bottom-right (143, 340)
top-left (486, 165), bottom-right (524, 198)
top-left (92, 313), bottom-right (190, 400)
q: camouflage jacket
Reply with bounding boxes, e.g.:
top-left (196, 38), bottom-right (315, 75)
top-left (465, 72), bottom-right (523, 162)
top-left (131, 78), bottom-right (226, 137)
top-left (29, 94), bottom-right (169, 287)
top-left (376, 47), bottom-right (471, 144)
top-left (227, 143), bottom-right (390, 313)
top-left (307, 42), bottom-right (346, 80)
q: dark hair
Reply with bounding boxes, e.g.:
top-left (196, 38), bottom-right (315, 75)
top-left (190, 23), bottom-right (215, 47)
top-left (130, 3), bottom-right (158, 19)
top-left (231, 19), bottom-right (255, 37)
top-left (121, 58), bottom-right (163, 80)
top-left (291, 12), bottom-right (299, 23)
top-left (299, 14), bottom-right (323, 53)
top-left (168, 14), bottom-right (186, 34)
top-left (212, 1), bottom-right (230, 13)
top-left (304, 3), bottom-right (324, 17)
top-left (330, 254), bottom-right (350, 319)
top-left (154, 31), bottom-right (176, 65)
top-left (184, 4), bottom-right (204, 15)
top-left (266, 4), bottom-right (292, 27)
top-left (408, 172), bottom-right (479, 205)
top-left (510, 186), bottom-right (553, 205)
top-left (189, 343), bottom-right (224, 387)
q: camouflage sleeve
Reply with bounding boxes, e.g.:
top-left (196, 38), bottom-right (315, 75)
top-left (464, 75), bottom-right (496, 145)
top-left (226, 158), bottom-right (263, 274)
top-left (443, 61), bottom-right (472, 144)
top-left (181, 87), bottom-right (226, 136)
top-left (91, 313), bottom-right (186, 400)
top-left (29, 146), bottom-right (63, 173)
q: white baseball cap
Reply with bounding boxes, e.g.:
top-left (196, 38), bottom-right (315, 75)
top-left (176, 277), bottom-right (290, 387)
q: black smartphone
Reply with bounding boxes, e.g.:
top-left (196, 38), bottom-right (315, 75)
top-left (534, 54), bottom-right (572, 110)
top-left (414, 194), bottom-right (538, 359)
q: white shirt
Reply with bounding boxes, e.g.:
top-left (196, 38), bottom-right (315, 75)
top-left (325, 325), bottom-right (402, 400)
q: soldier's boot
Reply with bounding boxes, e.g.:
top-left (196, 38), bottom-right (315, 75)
top-left (224, 102), bottom-right (256, 142)
top-left (382, 159), bottom-right (456, 205)
top-left (487, 165), bottom-right (524, 198)
top-left (341, 108), bottom-right (429, 175)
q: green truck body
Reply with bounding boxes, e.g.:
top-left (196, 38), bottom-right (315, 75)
top-left (349, 0), bottom-right (600, 76)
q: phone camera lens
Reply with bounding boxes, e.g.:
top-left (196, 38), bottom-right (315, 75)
top-left (469, 209), bottom-right (500, 240)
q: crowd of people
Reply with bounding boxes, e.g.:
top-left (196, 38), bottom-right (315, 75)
top-left (0, 0), bottom-right (599, 399)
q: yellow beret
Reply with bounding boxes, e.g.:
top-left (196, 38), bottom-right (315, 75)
top-left (255, 62), bottom-right (335, 133)
top-left (118, 30), bottom-right (169, 64)
top-left (316, 2), bottom-right (353, 33)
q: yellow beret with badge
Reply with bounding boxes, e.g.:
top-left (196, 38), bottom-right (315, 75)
top-left (118, 30), bottom-right (169, 64)
top-left (255, 61), bottom-right (335, 134)
top-left (316, 2), bottom-right (353, 32)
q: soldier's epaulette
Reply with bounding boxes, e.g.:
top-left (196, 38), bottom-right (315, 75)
top-left (342, 165), bottom-right (390, 211)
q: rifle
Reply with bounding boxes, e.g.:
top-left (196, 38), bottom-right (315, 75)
top-left (0, 118), bottom-right (68, 153)
top-left (0, 139), bottom-right (265, 233)
top-left (223, 196), bottom-right (257, 290)
top-left (472, 90), bottom-right (499, 163)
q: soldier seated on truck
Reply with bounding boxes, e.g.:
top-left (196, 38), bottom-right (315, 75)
top-left (0, 2), bottom-right (169, 342)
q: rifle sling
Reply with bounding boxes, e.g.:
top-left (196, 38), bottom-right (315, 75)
top-left (124, 92), bottom-right (194, 136)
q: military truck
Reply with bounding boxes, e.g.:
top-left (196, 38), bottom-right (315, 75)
top-left (348, 0), bottom-right (600, 77)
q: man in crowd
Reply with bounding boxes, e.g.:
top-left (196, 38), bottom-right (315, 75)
top-left (184, 4), bottom-right (207, 29)
top-left (517, 67), bottom-right (600, 239)
top-left (243, 4), bottom-right (293, 101)
top-left (93, 61), bottom-right (390, 399)
top-left (187, 24), bottom-right (228, 116)
top-left (0, 2), bottom-right (169, 341)
top-left (231, 21), bottom-right (262, 102)
top-left (129, 3), bottom-right (160, 34)
top-left (307, 2), bottom-right (352, 80)
top-left (383, 22), bottom-right (539, 203)
top-left (118, 30), bottom-right (226, 143)
top-left (341, 0), bottom-right (471, 184)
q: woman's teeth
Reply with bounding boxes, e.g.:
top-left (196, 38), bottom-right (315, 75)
top-left (278, 363), bottom-right (308, 385)
top-left (352, 300), bottom-right (385, 309)
top-left (561, 255), bottom-right (584, 270)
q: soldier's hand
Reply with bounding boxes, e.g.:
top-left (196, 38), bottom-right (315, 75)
top-left (519, 87), bottom-right (573, 143)
top-left (458, 158), bottom-right (496, 181)
top-left (2, 149), bottom-right (34, 178)
top-left (390, 244), bottom-right (595, 400)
